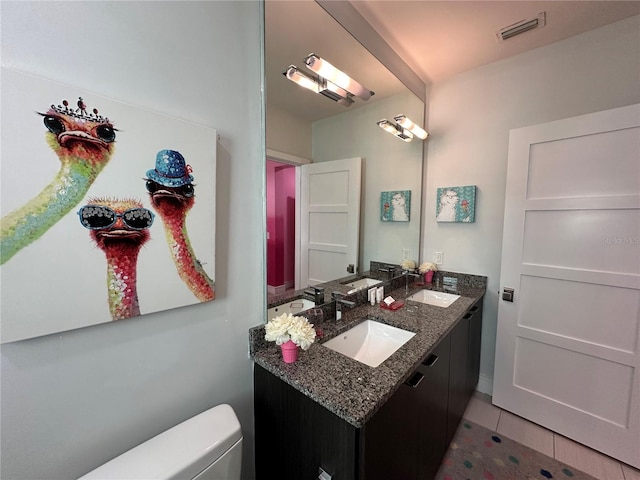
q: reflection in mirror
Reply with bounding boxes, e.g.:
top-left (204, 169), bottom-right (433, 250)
top-left (265, 1), bottom-right (425, 310)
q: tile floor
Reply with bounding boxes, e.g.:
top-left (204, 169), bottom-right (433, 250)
top-left (462, 392), bottom-right (640, 480)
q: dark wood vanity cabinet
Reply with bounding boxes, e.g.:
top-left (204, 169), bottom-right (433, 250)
top-left (254, 365), bottom-right (359, 479)
top-left (363, 335), bottom-right (451, 480)
top-left (254, 298), bottom-right (483, 480)
top-left (467, 299), bottom-right (483, 394)
top-left (447, 297), bottom-right (484, 444)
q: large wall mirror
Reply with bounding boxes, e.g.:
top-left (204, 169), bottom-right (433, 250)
top-left (265, 0), bottom-right (425, 304)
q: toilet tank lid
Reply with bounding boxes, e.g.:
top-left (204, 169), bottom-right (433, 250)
top-left (79, 403), bottom-right (242, 480)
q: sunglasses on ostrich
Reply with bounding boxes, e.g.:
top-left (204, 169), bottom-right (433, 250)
top-left (77, 205), bottom-right (155, 230)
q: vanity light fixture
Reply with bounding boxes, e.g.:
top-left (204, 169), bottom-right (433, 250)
top-left (377, 119), bottom-right (413, 143)
top-left (284, 65), bottom-right (354, 107)
top-left (394, 114), bottom-right (429, 140)
top-left (283, 54), bottom-right (373, 107)
top-left (304, 54), bottom-right (374, 101)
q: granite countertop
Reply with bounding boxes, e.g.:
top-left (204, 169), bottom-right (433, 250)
top-left (252, 272), bottom-right (486, 428)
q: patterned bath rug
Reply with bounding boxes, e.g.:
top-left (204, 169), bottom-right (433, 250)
top-left (435, 420), bottom-right (598, 480)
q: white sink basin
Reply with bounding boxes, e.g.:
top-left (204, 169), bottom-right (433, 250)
top-left (407, 290), bottom-right (460, 308)
top-left (343, 277), bottom-right (382, 293)
top-left (267, 298), bottom-right (315, 321)
top-left (322, 320), bottom-right (415, 368)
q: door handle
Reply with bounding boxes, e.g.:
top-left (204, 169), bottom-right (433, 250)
top-left (502, 287), bottom-right (515, 302)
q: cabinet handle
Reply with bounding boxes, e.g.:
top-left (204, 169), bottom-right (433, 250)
top-left (471, 305), bottom-right (479, 312)
top-left (463, 313), bottom-right (472, 319)
top-left (318, 467), bottom-right (332, 480)
top-left (423, 354), bottom-right (439, 367)
top-left (405, 372), bottom-right (424, 388)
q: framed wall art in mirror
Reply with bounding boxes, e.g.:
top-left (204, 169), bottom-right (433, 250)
top-left (1, 68), bottom-right (216, 343)
top-left (381, 190), bottom-right (411, 222)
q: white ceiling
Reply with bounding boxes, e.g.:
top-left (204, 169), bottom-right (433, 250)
top-left (266, 1), bottom-right (640, 123)
top-left (351, 1), bottom-right (640, 84)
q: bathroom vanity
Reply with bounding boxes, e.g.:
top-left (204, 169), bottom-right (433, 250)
top-left (252, 272), bottom-right (485, 480)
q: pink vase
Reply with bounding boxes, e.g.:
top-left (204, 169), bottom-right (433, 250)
top-left (424, 270), bottom-right (434, 283)
top-left (280, 340), bottom-right (299, 363)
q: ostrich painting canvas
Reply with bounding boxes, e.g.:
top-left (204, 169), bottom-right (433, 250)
top-left (0, 68), bottom-right (217, 343)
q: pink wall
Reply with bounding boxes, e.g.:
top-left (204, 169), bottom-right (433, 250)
top-left (279, 166), bottom-right (295, 285)
top-left (266, 160), bottom-right (295, 288)
top-left (266, 161), bottom-right (277, 286)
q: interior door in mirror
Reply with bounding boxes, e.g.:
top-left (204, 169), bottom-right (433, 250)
top-left (299, 157), bottom-right (361, 288)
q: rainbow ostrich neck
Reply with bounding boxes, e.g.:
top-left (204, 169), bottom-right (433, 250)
top-left (159, 208), bottom-right (215, 302)
top-left (1, 152), bottom-right (110, 264)
top-left (103, 243), bottom-right (142, 320)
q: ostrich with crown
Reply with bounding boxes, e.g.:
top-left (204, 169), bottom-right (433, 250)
top-left (1, 97), bottom-right (117, 264)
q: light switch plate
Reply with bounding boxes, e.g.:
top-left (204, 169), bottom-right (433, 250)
top-left (434, 251), bottom-right (443, 265)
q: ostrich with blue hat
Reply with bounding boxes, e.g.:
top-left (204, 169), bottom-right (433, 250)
top-left (145, 149), bottom-right (195, 199)
top-left (144, 149), bottom-right (215, 302)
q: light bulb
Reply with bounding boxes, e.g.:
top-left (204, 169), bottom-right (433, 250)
top-left (305, 54), bottom-right (373, 101)
top-left (284, 66), bottom-right (320, 93)
top-left (394, 115), bottom-right (428, 140)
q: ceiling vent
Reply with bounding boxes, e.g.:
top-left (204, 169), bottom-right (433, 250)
top-left (497, 12), bottom-right (546, 41)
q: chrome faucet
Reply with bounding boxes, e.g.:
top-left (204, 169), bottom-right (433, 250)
top-left (331, 292), bottom-right (356, 321)
top-left (378, 265), bottom-right (397, 280)
top-left (304, 286), bottom-right (325, 305)
top-left (404, 271), bottom-right (421, 294)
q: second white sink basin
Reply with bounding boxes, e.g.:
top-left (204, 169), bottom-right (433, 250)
top-left (322, 320), bottom-right (415, 368)
top-left (343, 277), bottom-right (382, 291)
top-left (267, 298), bottom-right (315, 321)
top-left (344, 277), bottom-right (383, 294)
top-left (407, 290), bottom-right (460, 308)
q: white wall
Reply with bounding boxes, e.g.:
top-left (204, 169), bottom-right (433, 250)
top-left (266, 104), bottom-right (313, 159)
top-left (0, 2), bottom-right (263, 479)
top-left (422, 15), bottom-right (640, 394)
top-left (313, 92), bottom-right (424, 271)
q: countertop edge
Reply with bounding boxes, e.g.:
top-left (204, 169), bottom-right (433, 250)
top-left (253, 275), bottom-right (486, 428)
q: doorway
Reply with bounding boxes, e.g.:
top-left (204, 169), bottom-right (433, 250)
top-left (266, 159), bottom-right (296, 299)
top-left (493, 104), bottom-right (640, 468)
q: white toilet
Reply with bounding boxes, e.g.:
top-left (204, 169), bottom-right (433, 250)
top-left (79, 404), bottom-right (242, 480)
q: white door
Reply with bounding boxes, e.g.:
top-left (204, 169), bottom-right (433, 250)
top-left (298, 158), bottom-right (361, 288)
top-left (493, 104), bottom-right (640, 468)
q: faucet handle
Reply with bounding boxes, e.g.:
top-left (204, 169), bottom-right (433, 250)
top-left (332, 292), bottom-right (355, 321)
top-left (305, 286), bottom-right (325, 304)
top-left (378, 267), bottom-right (394, 280)
top-left (331, 291), bottom-right (355, 306)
